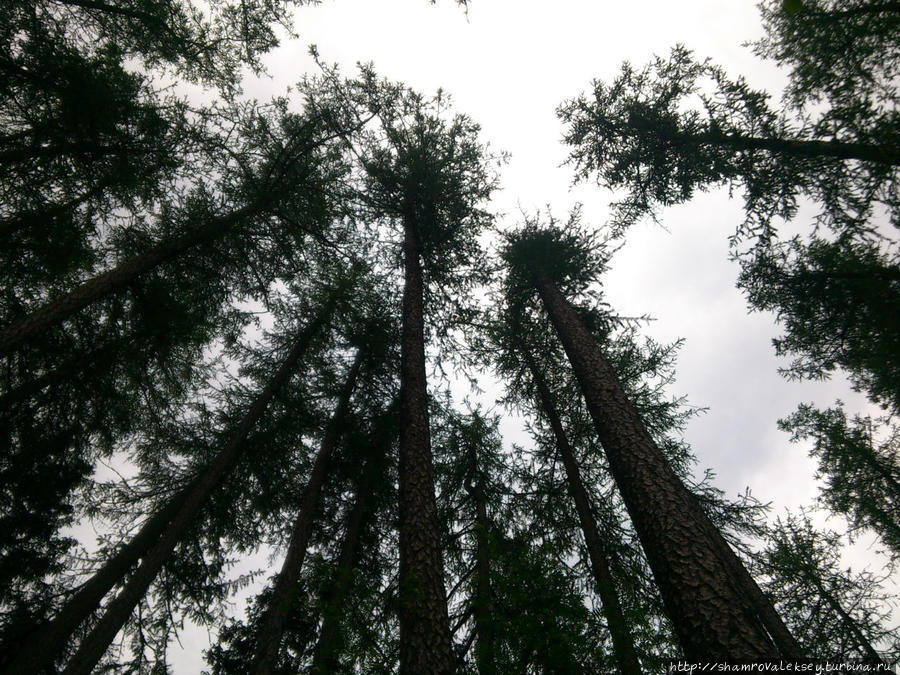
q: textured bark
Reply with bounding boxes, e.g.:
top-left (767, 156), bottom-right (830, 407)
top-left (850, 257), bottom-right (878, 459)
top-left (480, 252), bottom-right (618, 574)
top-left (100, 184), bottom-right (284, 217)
top-left (521, 347), bottom-right (641, 675)
top-left (397, 218), bottom-right (454, 674)
top-left (462, 450), bottom-right (496, 675)
top-left (250, 350), bottom-right (364, 673)
top-left (309, 456), bottom-right (375, 674)
top-left (55, 292), bottom-right (340, 675)
top-left (0, 207), bottom-right (250, 356)
top-left (532, 269), bottom-right (785, 660)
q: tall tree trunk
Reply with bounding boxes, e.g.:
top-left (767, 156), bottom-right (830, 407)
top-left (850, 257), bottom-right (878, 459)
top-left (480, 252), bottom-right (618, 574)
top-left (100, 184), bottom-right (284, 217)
top-left (531, 268), bottom-right (788, 660)
top-left (309, 451), bottom-right (377, 674)
top-left (250, 349), bottom-right (364, 673)
top-left (0, 207), bottom-right (251, 356)
top-left (521, 347), bottom-right (642, 675)
top-left (37, 289), bottom-right (342, 675)
top-left (397, 217), bottom-right (454, 674)
top-left (462, 449), bottom-right (497, 675)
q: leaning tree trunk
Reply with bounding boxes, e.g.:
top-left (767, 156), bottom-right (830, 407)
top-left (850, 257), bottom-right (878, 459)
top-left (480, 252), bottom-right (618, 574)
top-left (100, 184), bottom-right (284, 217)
top-left (309, 449), bottom-right (378, 674)
top-left (463, 449), bottom-right (497, 675)
top-left (40, 289), bottom-right (342, 675)
top-left (521, 347), bottom-right (641, 675)
top-left (250, 349), bottom-right (364, 673)
top-left (397, 218), bottom-right (454, 674)
top-left (0, 206), bottom-right (251, 356)
top-left (809, 575), bottom-right (882, 662)
top-left (531, 268), bottom-right (789, 660)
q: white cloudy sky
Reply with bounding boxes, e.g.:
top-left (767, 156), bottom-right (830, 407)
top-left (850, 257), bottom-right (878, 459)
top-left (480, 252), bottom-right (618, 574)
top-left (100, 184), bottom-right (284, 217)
top-left (158, 0), bottom-right (896, 669)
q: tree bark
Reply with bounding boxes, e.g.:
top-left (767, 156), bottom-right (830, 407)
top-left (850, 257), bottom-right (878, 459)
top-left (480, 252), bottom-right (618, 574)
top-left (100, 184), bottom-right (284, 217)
top-left (48, 289), bottom-right (341, 675)
top-left (250, 349), bottom-right (364, 674)
top-left (521, 346), bottom-right (642, 674)
top-left (309, 453), bottom-right (376, 674)
top-left (462, 446), bottom-right (496, 675)
top-left (397, 217), bottom-right (454, 674)
top-left (532, 269), bottom-right (786, 660)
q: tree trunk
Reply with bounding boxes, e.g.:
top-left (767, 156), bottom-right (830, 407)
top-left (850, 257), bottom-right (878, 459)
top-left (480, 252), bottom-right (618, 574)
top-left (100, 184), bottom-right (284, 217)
top-left (810, 576), bottom-right (882, 662)
top-left (50, 289), bottom-right (342, 675)
top-left (463, 454), bottom-right (496, 675)
top-left (397, 217), bottom-right (454, 674)
top-left (309, 452), bottom-right (376, 674)
top-left (532, 269), bottom-right (785, 660)
top-left (0, 208), bottom-right (249, 356)
top-left (521, 347), bottom-right (641, 675)
top-left (250, 349), bottom-right (364, 673)
top-left (691, 128), bottom-right (899, 166)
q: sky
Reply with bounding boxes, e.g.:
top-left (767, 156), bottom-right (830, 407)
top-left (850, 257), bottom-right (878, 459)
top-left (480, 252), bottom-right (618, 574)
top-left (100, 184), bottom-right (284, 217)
top-left (155, 0), bottom-right (896, 669)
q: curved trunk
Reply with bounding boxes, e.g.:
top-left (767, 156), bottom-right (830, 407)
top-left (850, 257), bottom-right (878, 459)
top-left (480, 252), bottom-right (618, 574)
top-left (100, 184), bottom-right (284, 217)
top-left (48, 290), bottom-right (342, 675)
top-left (250, 349), bottom-right (364, 673)
top-left (532, 269), bottom-right (787, 659)
top-left (521, 347), bottom-right (641, 675)
top-left (397, 217), bottom-right (454, 674)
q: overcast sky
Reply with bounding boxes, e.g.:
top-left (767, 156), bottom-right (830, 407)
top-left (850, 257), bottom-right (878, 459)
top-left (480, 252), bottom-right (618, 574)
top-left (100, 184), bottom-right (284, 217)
top-left (159, 1), bottom-right (896, 669)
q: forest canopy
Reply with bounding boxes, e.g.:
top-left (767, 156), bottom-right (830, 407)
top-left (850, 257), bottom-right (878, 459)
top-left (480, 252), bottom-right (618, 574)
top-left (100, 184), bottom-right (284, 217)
top-left (0, 0), bottom-right (897, 672)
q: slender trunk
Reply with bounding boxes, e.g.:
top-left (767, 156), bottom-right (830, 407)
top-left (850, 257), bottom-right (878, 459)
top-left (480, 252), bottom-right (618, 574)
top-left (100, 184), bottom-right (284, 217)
top-left (3, 488), bottom-right (185, 674)
top-left (0, 207), bottom-right (249, 356)
top-left (309, 454), bottom-right (376, 674)
top-left (521, 347), bottom-right (641, 675)
top-left (52, 290), bottom-right (342, 675)
top-left (532, 269), bottom-right (785, 659)
top-left (463, 455), bottom-right (496, 675)
top-left (250, 350), bottom-right (364, 673)
top-left (810, 576), bottom-right (882, 661)
top-left (397, 217), bottom-right (454, 674)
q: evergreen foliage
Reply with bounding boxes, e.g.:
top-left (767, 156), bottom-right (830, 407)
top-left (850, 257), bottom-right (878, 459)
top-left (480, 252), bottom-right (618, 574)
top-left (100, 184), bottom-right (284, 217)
top-left (1, 0), bottom-right (897, 672)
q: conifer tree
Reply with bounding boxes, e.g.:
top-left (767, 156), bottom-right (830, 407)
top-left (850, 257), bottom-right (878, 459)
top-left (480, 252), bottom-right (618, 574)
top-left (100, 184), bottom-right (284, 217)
top-left (298, 66), bottom-right (497, 672)
top-left (756, 513), bottom-right (899, 662)
top-left (501, 218), bottom-right (796, 659)
top-left (2, 270), bottom-right (353, 674)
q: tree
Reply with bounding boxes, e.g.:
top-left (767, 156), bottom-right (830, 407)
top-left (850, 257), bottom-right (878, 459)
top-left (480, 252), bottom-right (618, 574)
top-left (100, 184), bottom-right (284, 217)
top-left (302, 66), bottom-right (497, 672)
top-left (501, 218), bottom-right (796, 659)
top-left (756, 513), bottom-right (900, 662)
top-left (511, 335), bottom-right (640, 673)
top-left (752, 0), bottom-right (900, 116)
top-left (558, 45), bottom-right (897, 241)
top-left (2, 272), bottom-right (351, 675)
top-left (779, 404), bottom-right (900, 561)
